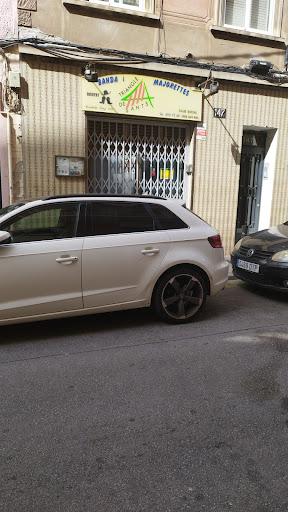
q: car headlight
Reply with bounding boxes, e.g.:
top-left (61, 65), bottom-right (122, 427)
top-left (232, 238), bottom-right (243, 254)
top-left (272, 250), bottom-right (288, 262)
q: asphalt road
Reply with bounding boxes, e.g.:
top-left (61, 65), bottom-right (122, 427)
top-left (1, 282), bottom-right (288, 512)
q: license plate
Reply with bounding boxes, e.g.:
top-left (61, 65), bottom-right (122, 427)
top-left (237, 259), bottom-right (259, 273)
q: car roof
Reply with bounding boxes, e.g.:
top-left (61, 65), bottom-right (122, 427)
top-left (0, 195), bottom-right (186, 223)
top-left (40, 195), bottom-right (188, 208)
top-left (42, 194), bottom-right (168, 201)
top-left (0, 195), bottom-right (218, 235)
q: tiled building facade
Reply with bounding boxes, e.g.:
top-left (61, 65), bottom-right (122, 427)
top-left (1, 0), bottom-right (288, 253)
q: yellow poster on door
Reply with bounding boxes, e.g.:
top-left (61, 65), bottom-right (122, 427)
top-left (160, 169), bottom-right (173, 179)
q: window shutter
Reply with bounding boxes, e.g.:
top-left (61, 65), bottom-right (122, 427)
top-left (250, 0), bottom-right (271, 31)
top-left (144, 0), bottom-right (153, 11)
top-left (225, 0), bottom-right (246, 28)
top-left (120, 0), bottom-right (140, 5)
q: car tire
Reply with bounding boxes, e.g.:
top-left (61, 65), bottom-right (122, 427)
top-left (152, 266), bottom-right (207, 324)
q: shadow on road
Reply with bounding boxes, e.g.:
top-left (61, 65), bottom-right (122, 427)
top-left (0, 282), bottom-right (287, 346)
top-left (239, 281), bottom-right (288, 304)
top-left (0, 307), bottom-right (159, 345)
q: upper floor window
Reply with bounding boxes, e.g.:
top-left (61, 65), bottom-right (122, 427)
top-left (89, 0), bottom-right (148, 12)
top-left (224, 0), bottom-right (275, 34)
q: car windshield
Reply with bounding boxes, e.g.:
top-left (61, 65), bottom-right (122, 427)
top-left (0, 203), bottom-right (25, 220)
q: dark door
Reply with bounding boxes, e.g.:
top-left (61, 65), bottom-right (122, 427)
top-left (0, 166), bottom-right (2, 209)
top-left (235, 132), bottom-right (266, 242)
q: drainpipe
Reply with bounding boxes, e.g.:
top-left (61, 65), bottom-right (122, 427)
top-left (0, 111), bottom-right (13, 206)
top-left (7, 113), bottom-right (13, 204)
top-left (186, 125), bottom-right (196, 211)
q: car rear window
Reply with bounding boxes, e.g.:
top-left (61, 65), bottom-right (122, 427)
top-left (148, 203), bottom-right (188, 230)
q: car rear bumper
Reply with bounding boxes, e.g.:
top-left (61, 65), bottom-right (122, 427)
top-left (209, 260), bottom-right (229, 295)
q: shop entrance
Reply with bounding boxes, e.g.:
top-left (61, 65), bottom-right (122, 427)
top-left (87, 117), bottom-right (189, 199)
top-left (235, 131), bottom-right (266, 242)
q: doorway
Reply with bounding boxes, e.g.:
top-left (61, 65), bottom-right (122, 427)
top-left (235, 131), bottom-right (266, 242)
top-left (87, 117), bottom-right (189, 199)
top-left (0, 166), bottom-right (2, 209)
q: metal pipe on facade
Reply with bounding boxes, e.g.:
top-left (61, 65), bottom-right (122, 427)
top-left (7, 113), bottom-right (13, 204)
top-left (186, 126), bottom-right (196, 211)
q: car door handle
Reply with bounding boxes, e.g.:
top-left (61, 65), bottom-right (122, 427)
top-left (56, 256), bottom-right (78, 265)
top-left (141, 248), bottom-right (160, 256)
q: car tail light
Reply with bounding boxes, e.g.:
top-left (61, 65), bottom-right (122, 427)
top-left (208, 234), bottom-right (223, 248)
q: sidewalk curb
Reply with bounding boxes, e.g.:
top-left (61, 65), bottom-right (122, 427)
top-left (225, 255), bottom-right (234, 281)
top-left (226, 278), bottom-right (242, 285)
top-left (225, 255), bottom-right (242, 282)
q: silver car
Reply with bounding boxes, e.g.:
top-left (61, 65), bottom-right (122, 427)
top-left (0, 195), bottom-right (228, 325)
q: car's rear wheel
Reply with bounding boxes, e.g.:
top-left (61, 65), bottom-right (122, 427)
top-left (152, 266), bottom-right (207, 324)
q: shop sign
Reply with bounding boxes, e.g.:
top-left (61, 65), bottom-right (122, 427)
top-left (82, 74), bottom-right (202, 121)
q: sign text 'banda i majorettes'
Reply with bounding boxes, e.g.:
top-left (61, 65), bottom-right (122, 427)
top-left (82, 75), bottom-right (203, 121)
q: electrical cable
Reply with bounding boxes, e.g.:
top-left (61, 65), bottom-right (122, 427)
top-left (31, 44), bottom-right (147, 63)
top-left (1, 37), bottom-right (288, 85)
top-left (158, 0), bottom-right (165, 56)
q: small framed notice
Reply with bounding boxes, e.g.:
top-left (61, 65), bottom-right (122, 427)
top-left (196, 123), bottom-right (207, 140)
top-left (55, 156), bottom-right (85, 177)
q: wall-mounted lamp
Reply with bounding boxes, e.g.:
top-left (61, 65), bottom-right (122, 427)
top-left (83, 64), bottom-right (98, 82)
top-left (197, 69), bottom-right (219, 96)
top-left (209, 79), bottom-right (219, 95)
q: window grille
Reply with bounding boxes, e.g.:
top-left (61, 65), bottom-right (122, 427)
top-left (87, 118), bottom-right (188, 200)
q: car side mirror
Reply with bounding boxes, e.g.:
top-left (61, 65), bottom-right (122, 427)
top-left (0, 230), bottom-right (11, 245)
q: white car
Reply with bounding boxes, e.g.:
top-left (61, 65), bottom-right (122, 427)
top-left (0, 195), bottom-right (228, 326)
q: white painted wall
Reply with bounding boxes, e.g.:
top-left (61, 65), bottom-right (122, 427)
top-left (0, 1), bottom-right (17, 207)
top-left (258, 129), bottom-right (278, 230)
top-left (0, 0), bottom-right (17, 39)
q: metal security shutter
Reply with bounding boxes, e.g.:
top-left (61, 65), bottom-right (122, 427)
top-left (87, 118), bottom-right (188, 199)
